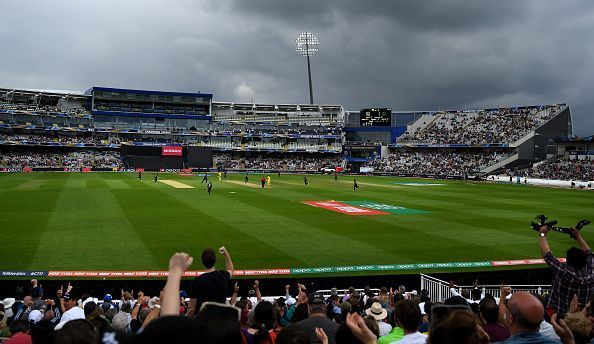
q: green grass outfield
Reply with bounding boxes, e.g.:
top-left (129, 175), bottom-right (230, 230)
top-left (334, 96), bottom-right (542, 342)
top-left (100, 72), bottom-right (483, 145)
top-left (0, 172), bottom-right (592, 275)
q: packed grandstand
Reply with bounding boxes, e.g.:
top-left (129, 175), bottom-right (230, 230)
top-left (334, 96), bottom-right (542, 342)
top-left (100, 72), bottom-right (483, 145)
top-left (0, 88), bottom-right (591, 183)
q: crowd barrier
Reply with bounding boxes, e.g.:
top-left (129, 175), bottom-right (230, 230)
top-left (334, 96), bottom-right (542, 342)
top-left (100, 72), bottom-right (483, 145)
top-left (488, 175), bottom-right (593, 189)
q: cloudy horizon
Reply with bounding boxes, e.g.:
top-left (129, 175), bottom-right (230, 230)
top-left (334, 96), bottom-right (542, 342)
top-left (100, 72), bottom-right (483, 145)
top-left (1, 1), bottom-right (592, 135)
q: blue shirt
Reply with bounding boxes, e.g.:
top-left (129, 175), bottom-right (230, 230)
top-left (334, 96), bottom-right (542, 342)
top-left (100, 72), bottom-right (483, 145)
top-left (504, 332), bottom-right (561, 344)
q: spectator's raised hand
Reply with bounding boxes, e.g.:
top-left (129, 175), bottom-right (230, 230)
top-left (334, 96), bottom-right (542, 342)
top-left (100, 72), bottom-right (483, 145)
top-left (345, 312), bottom-right (377, 344)
top-left (168, 252), bottom-right (193, 274)
top-left (569, 294), bottom-right (579, 314)
top-left (500, 284), bottom-right (511, 299)
top-left (315, 327), bottom-right (329, 344)
top-left (297, 291), bottom-right (308, 306)
top-left (551, 313), bottom-right (575, 344)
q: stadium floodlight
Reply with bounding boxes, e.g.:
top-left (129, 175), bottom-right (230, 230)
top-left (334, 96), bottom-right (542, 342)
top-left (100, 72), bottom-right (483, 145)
top-left (295, 32), bottom-right (319, 105)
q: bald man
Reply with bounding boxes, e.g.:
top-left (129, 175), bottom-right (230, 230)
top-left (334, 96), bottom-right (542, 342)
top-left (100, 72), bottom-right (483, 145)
top-left (502, 292), bottom-right (561, 343)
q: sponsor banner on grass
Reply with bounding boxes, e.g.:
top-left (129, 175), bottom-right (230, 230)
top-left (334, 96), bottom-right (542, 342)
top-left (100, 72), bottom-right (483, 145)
top-left (0, 258), bottom-right (552, 279)
top-left (46, 269), bottom-right (291, 278)
top-left (290, 261), bottom-right (493, 274)
top-left (4, 259), bottom-right (555, 279)
top-left (343, 201), bottom-right (430, 214)
top-left (491, 258), bottom-right (564, 266)
top-left (302, 201), bottom-right (389, 216)
top-left (1, 271), bottom-right (47, 277)
top-left (234, 269), bottom-right (291, 276)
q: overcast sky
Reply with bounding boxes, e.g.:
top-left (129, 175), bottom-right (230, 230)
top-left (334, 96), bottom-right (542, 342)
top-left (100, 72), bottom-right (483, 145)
top-left (1, 1), bottom-right (593, 135)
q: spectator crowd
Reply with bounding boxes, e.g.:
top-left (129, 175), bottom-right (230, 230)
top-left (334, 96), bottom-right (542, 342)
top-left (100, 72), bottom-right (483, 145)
top-left (0, 151), bottom-right (123, 169)
top-left (520, 158), bottom-right (593, 182)
top-left (370, 150), bottom-right (513, 176)
top-left (399, 105), bottom-right (562, 145)
top-left (1, 224), bottom-right (593, 344)
top-left (214, 154), bottom-right (344, 172)
top-left (0, 133), bottom-right (120, 146)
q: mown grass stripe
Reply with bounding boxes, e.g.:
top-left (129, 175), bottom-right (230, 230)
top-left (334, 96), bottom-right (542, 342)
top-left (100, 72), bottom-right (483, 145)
top-left (29, 173), bottom-right (158, 270)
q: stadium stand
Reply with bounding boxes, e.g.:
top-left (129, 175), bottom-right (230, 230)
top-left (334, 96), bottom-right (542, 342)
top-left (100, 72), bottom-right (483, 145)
top-left (397, 105), bottom-right (564, 145)
top-left (213, 153), bottom-right (343, 171)
top-left (520, 157), bottom-right (593, 182)
top-left (0, 87), bottom-right (585, 182)
top-left (0, 150), bottom-right (123, 169)
top-left (370, 149), bottom-right (515, 177)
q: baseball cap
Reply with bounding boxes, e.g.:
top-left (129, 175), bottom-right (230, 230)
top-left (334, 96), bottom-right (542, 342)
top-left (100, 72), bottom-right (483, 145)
top-left (308, 293), bottom-right (324, 305)
top-left (29, 309), bottom-right (43, 324)
top-left (63, 291), bottom-right (78, 301)
top-left (104, 294), bottom-right (113, 302)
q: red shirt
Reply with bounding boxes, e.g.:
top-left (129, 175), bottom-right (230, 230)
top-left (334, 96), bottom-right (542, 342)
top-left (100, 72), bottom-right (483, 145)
top-left (5, 332), bottom-right (33, 344)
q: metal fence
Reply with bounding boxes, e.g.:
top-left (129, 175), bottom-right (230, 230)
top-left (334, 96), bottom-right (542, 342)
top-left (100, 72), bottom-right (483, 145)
top-left (420, 273), bottom-right (551, 302)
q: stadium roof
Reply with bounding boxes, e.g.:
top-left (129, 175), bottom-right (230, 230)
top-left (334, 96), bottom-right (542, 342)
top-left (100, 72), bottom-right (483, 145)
top-left (0, 87), bottom-right (88, 97)
top-left (88, 86), bottom-right (212, 98)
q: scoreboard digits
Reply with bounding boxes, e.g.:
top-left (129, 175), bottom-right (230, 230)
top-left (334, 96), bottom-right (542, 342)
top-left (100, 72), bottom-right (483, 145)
top-left (360, 108), bottom-right (392, 126)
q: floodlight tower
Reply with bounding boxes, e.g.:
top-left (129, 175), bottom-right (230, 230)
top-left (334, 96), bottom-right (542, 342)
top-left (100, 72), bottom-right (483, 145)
top-left (295, 32), bottom-right (319, 105)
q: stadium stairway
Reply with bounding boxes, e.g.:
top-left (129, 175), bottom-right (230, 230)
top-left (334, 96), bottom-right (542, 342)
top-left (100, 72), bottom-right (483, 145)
top-left (402, 113), bottom-right (439, 140)
top-left (480, 153), bottom-right (520, 174)
top-left (509, 130), bottom-right (536, 148)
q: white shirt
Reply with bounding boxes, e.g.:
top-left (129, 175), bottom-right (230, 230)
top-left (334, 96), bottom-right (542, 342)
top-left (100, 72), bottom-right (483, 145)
top-left (539, 319), bottom-right (561, 341)
top-left (449, 287), bottom-right (481, 304)
top-left (55, 306), bottom-right (85, 330)
top-left (391, 331), bottom-right (427, 344)
top-left (378, 320), bottom-right (393, 337)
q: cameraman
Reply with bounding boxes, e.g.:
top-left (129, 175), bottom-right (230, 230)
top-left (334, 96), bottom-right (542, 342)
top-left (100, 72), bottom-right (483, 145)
top-left (538, 225), bottom-right (594, 316)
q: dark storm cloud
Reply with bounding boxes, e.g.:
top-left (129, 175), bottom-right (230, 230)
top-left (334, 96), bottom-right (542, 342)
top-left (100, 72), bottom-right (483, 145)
top-left (0, 1), bottom-right (592, 135)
